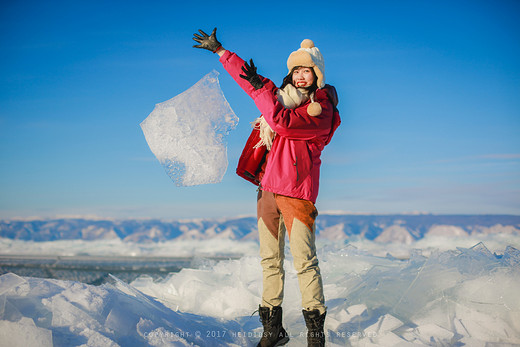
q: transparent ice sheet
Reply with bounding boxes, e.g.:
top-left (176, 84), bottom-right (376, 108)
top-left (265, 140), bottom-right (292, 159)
top-left (141, 70), bottom-right (238, 186)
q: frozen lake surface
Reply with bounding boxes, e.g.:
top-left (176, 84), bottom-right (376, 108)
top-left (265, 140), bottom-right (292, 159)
top-left (0, 254), bottom-right (237, 285)
top-left (1, 235), bottom-right (519, 346)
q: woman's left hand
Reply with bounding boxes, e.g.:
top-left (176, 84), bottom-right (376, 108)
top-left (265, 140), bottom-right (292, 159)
top-left (239, 59), bottom-right (264, 90)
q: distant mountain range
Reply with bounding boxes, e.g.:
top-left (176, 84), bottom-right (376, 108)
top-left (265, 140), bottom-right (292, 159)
top-left (1, 214), bottom-right (519, 243)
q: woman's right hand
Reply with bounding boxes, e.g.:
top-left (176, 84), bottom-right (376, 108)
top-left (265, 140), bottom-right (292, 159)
top-left (192, 28), bottom-right (222, 53)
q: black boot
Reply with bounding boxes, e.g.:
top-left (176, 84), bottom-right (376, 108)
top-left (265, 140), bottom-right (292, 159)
top-left (302, 309), bottom-right (326, 347)
top-left (257, 305), bottom-right (290, 347)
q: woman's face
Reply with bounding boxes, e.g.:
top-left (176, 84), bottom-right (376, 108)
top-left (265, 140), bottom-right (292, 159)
top-left (292, 67), bottom-right (315, 88)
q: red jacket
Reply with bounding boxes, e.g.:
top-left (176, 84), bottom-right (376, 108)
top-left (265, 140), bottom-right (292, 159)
top-left (220, 50), bottom-right (340, 203)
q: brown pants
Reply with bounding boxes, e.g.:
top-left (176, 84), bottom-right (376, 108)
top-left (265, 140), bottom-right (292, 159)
top-left (257, 190), bottom-right (326, 314)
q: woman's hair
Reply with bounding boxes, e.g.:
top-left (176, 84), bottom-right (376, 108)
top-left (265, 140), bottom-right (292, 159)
top-left (280, 66), bottom-right (319, 93)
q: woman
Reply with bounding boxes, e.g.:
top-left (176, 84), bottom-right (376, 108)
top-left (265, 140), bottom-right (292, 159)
top-left (193, 28), bottom-right (340, 347)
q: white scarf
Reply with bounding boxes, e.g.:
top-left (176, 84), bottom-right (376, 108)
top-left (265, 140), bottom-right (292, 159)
top-left (252, 85), bottom-right (312, 150)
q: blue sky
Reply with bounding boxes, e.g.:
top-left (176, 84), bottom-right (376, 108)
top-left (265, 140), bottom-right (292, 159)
top-left (1, 0), bottom-right (519, 219)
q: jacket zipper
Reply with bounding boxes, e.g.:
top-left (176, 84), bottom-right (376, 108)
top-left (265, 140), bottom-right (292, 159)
top-left (294, 156), bottom-right (299, 182)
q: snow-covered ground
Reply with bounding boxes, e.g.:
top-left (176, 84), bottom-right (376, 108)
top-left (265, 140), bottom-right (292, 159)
top-left (1, 235), bottom-right (519, 346)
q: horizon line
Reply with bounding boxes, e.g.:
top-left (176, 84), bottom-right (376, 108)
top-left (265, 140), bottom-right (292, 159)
top-left (2, 211), bottom-right (520, 222)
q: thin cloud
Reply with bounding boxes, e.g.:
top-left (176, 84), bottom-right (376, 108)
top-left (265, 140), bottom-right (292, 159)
top-left (432, 154), bottom-right (520, 164)
top-left (476, 154), bottom-right (520, 160)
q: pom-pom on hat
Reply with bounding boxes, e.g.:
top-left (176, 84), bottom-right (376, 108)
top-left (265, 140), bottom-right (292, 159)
top-left (287, 39), bottom-right (325, 88)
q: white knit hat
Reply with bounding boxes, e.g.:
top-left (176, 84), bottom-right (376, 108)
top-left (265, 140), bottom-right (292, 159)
top-left (286, 39), bottom-right (325, 88)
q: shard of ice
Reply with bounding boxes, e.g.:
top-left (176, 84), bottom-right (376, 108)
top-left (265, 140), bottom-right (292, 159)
top-left (140, 70), bottom-right (238, 186)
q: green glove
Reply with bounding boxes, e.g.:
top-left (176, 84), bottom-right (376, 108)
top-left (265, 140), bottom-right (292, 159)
top-left (192, 28), bottom-right (222, 53)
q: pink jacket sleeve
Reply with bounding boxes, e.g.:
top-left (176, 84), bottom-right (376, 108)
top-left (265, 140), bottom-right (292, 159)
top-left (252, 88), bottom-right (334, 141)
top-left (219, 50), bottom-right (275, 99)
top-left (219, 50), bottom-right (333, 141)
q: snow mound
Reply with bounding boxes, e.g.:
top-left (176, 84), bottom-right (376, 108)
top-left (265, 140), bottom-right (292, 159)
top-left (140, 70), bottom-right (238, 186)
top-left (0, 272), bottom-right (249, 346)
